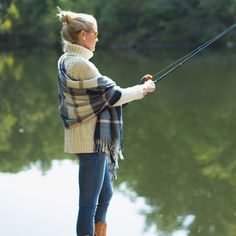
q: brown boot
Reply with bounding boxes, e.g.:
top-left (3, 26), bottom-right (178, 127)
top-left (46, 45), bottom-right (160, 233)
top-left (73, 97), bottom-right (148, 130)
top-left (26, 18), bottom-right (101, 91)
top-left (95, 222), bottom-right (107, 236)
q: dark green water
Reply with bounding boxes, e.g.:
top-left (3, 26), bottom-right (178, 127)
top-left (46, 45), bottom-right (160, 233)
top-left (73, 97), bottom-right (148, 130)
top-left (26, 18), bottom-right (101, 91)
top-left (0, 48), bottom-right (236, 236)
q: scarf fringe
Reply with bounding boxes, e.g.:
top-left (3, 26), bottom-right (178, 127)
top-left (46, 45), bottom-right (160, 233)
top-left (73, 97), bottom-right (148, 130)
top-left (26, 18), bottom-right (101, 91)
top-left (94, 139), bottom-right (124, 180)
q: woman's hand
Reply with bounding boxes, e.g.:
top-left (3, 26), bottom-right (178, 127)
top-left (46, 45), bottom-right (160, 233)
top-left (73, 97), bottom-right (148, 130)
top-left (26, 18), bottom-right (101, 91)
top-left (142, 78), bottom-right (156, 96)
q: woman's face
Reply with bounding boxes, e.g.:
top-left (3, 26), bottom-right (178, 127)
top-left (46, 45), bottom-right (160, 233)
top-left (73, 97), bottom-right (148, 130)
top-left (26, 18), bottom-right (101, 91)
top-left (78, 23), bottom-right (98, 52)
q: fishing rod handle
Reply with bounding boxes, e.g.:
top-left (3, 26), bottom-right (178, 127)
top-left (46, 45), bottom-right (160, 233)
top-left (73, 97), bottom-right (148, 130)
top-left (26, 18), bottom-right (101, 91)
top-left (140, 74), bottom-right (153, 84)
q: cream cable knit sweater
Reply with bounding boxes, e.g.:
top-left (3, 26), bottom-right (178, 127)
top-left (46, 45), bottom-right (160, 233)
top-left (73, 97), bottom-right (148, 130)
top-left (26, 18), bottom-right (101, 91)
top-left (61, 42), bottom-right (144, 153)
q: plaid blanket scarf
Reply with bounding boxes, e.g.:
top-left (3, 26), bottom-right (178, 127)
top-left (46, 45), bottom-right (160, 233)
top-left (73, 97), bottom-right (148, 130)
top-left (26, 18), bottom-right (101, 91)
top-left (58, 55), bottom-right (124, 179)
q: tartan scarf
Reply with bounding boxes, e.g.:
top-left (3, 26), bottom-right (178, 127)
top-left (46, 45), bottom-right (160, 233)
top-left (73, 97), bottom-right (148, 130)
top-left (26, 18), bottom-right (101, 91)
top-left (58, 55), bottom-right (124, 179)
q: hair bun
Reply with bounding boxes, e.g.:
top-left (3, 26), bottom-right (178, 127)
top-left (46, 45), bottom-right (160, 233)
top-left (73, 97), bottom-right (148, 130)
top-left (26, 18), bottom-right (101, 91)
top-left (56, 6), bottom-right (72, 24)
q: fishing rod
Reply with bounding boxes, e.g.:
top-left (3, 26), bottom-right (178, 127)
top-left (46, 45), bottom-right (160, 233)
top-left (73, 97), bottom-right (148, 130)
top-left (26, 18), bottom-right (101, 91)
top-left (141, 22), bottom-right (236, 84)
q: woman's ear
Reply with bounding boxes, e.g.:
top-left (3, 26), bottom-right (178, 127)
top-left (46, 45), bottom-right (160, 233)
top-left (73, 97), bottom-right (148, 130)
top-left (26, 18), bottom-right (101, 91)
top-left (78, 30), bottom-right (86, 41)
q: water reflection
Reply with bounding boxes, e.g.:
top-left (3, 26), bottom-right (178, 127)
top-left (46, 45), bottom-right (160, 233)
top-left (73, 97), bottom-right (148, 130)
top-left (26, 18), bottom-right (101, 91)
top-left (0, 48), bottom-right (236, 235)
top-left (0, 160), bottom-right (157, 236)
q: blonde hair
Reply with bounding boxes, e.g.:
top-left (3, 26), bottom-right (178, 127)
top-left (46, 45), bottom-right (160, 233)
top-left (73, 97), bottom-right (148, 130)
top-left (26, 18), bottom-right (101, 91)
top-left (57, 7), bottom-right (97, 44)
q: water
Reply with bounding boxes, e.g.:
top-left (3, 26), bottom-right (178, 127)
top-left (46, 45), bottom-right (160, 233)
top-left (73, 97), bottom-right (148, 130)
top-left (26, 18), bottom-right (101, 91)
top-left (0, 47), bottom-right (236, 236)
top-left (0, 160), bottom-right (156, 236)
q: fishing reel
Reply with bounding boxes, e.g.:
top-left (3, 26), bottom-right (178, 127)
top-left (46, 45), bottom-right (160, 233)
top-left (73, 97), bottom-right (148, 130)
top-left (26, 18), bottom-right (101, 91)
top-left (140, 74), bottom-right (153, 84)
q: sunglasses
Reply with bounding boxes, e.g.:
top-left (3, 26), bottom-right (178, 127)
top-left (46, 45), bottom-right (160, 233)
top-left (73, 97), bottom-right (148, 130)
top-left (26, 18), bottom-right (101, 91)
top-left (93, 31), bottom-right (99, 38)
top-left (84, 30), bottom-right (99, 38)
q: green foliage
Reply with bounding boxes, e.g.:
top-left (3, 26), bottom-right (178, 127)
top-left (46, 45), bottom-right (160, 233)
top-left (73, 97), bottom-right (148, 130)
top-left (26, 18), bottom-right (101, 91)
top-left (0, 2), bottom-right (20, 32)
top-left (62, 0), bottom-right (236, 47)
top-left (0, 0), bottom-right (236, 48)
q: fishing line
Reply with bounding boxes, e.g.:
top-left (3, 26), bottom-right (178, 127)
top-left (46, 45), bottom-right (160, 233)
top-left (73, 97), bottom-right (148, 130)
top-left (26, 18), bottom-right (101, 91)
top-left (141, 22), bottom-right (236, 84)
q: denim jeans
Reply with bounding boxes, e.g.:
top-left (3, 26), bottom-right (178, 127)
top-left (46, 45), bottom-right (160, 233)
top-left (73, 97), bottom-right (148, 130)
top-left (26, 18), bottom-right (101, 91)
top-left (76, 152), bottom-right (113, 236)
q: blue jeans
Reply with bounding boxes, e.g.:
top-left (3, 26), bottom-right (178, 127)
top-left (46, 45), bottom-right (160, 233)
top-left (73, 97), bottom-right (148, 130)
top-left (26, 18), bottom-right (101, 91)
top-left (76, 153), bottom-right (113, 236)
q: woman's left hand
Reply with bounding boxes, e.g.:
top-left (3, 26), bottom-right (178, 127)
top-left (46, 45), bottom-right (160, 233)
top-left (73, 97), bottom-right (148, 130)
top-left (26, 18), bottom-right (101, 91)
top-left (142, 79), bottom-right (156, 95)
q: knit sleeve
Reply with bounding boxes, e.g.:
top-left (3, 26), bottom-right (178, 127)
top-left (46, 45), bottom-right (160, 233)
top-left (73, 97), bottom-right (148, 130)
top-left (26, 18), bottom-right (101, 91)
top-left (112, 85), bottom-right (144, 107)
top-left (64, 55), bottom-right (144, 106)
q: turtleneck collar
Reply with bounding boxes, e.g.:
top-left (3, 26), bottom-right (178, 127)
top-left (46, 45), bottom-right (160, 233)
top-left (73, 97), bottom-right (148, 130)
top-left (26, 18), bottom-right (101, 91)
top-left (63, 41), bottom-right (94, 60)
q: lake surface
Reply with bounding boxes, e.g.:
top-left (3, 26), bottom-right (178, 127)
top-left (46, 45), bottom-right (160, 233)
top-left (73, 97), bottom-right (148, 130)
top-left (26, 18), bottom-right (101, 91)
top-left (0, 47), bottom-right (236, 236)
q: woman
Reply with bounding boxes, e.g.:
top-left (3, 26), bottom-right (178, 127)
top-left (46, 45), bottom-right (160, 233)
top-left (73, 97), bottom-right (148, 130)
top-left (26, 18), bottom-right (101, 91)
top-left (57, 8), bottom-right (155, 236)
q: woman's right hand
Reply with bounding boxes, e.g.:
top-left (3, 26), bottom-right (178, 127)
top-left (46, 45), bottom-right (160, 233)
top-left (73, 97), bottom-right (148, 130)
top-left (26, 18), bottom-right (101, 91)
top-left (142, 79), bottom-right (156, 96)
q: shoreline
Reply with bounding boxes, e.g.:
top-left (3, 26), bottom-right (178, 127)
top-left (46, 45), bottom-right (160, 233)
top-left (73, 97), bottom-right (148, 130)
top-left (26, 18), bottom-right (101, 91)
top-left (0, 40), bottom-right (235, 52)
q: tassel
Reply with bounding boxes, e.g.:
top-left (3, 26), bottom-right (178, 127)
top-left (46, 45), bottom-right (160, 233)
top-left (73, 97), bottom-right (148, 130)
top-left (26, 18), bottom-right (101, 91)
top-left (94, 139), bottom-right (123, 180)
